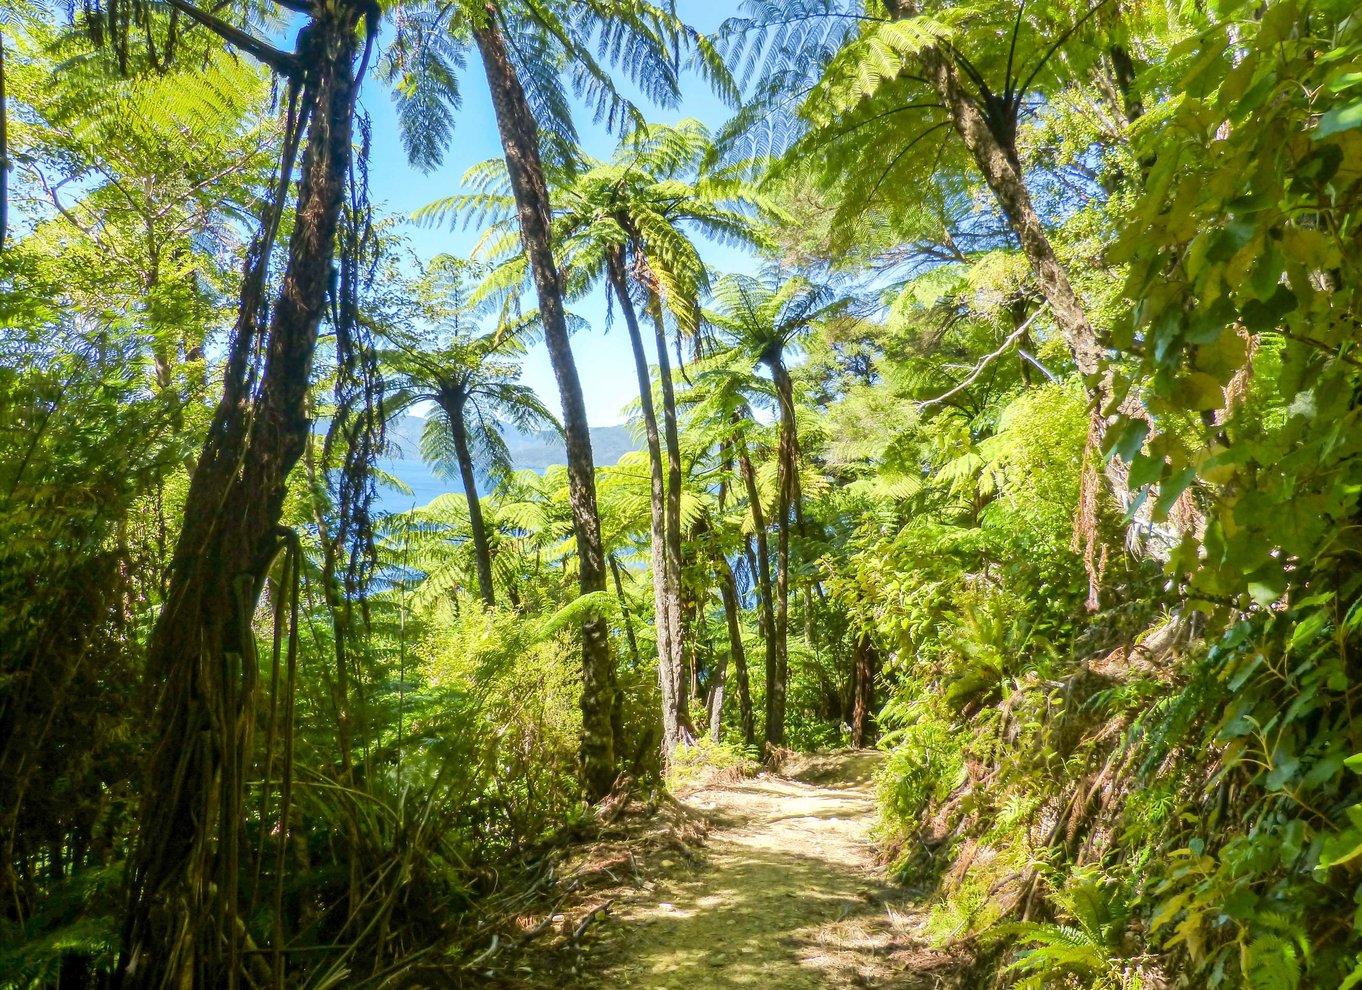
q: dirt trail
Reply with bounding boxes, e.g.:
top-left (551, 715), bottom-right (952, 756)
top-left (573, 751), bottom-right (939, 989)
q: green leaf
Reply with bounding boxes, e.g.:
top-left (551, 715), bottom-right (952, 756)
top-left (1317, 817), bottom-right (1362, 870)
top-left (1128, 452), bottom-right (1166, 490)
top-left (1170, 371), bottom-right (1226, 412)
top-left (1247, 565), bottom-right (1287, 607)
top-left (1109, 419), bottom-right (1150, 464)
top-left (1291, 609), bottom-right (1329, 649)
top-left (1154, 466), bottom-right (1198, 519)
top-left (1341, 957), bottom-right (1362, 990)
top-left (1240, 285), bottom-right (1299, 331)
top-left (1265, 753), bottom-right (1300, 792)
top-left (1316, 100), bottom-right (1362, 138)
top-left (1185, 296), bottom-right (1239, 345)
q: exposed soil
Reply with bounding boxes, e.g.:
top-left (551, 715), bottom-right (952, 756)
top-left (525, 751), bottom-right (965, 989)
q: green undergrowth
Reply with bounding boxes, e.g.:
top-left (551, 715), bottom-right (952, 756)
top-left (665, 737), bottom-right (762, 792)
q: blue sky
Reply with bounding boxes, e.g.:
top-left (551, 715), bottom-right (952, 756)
top-left (357, 3), bottom-right (757, 426)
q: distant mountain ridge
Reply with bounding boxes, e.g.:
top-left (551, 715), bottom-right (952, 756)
top-left (385, 414), bottom-right (639, 471)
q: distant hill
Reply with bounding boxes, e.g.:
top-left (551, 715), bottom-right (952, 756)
top-left (386, 414), bottom-right (638, 471)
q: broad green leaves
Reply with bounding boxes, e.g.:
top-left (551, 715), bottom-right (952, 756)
top-left (1116, 0), bottom-right (1362, 609)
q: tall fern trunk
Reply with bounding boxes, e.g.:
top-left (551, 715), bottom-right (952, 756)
top-left (645, 292), bottom-right (690, 731)
top-left (736, 429), bottom-right (776, 749)
top-left (716, 553), bottom-right (754, 745)
top-left (922, 50), bottom-right (1105, 378)
top-left (764, 355), bottom-right (797, 749)
top-left (890, 1), bottom-right (1139, 495)
top-left (706, 648), bottom-right (727, 740)
top-left (609, 554), bottom-right (642, 668)
top-left (473, 13), bottom-right (617, 798)
top-left (607, 252), bottom-right (691, 752)
top-left (850, 632), bottom-right (878, 749)
top-left (446, 394), bottom-right (496, 607)
top-left (115, 6), bottom-right (362, 985)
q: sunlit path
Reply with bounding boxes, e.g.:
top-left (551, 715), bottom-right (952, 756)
top-left (568, 753), bottom-right (927, 990)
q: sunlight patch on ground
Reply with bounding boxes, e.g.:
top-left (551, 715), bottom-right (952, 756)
top-left (571, 751), bottom-right (951, 990)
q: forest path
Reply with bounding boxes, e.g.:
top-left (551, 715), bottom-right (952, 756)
top-left (573, 751), bottom-right (936, 989)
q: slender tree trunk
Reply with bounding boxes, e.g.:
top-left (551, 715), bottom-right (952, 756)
top-left (736, 431), bottom-right (777, 747)
top-left (646, 291), bottom-right (690, 730)
top-left (474, 11), bottom-right (616, 798)
top-left (116, 6), bottom-right (361, 985)
top-left (446, 395), bottom-right (496, 607)
top-left (886, 4), bottom-right (1141, 497)
top-left (609, 554), bottom-right (642, 669)
top-left (607, 251), bottom-right (692, 751)
top-left (707, 648), bottom-right (728, 742)
top-left (850, 632), bottom-right (879, 749)
top-left (716, 555), bottom-right (754, 745)
top-left (683, 590), bottom-right (701, 712)
top-left (763, 357), bottom-right (797, 749)
top-left (1108, 41), bottom-right (1144, 124)
top-left (919, 51), bottom-right (1105, 379)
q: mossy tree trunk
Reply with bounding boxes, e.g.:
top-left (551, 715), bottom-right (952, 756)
top-left (444, 391), bottom-right (497, 607)
top-left (762, 354), bottom-right (798, 749)
top-left (607, 249), bottom-right (693, 753)
top-left (116, 5), bottom-right (364, 985)
top-left (472, 8), bottom-right (617, 799)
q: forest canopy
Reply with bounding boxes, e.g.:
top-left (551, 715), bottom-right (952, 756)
top-left (3, 0), bottom-right (1362, 987)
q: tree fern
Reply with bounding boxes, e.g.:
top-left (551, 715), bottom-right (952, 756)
top-left (383, 0), bottom-right (735, 174)
top-left (992, 874), bottom-right (1149, 990)
top-left (1241, 934), bottom-right (1301, 990)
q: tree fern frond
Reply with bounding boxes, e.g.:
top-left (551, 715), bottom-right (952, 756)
top-left (419, 409), bottom-right (461, 481)
top-left (382, 12), bottom-right (467, 172)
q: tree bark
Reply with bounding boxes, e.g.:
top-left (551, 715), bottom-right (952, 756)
top-left (609, 554), bottom-right (642, 669)
top-left (850, 632), bottom-right (879, 749)
top-left (607, 250), bottom-right (692, 751)
top-left (885, 2), bottom-right (1142, 497)
top-left (716, 554), bottom-right (755, 745)
top-left (736, 430), bottom-right (777, 749)
top-left (646, 292), bottom-right (691, 735)
top-left (115, 5), bottom-right (362, 985)
top-left (917, 48), bottom-right (1106, 380)
top-left (1108, 42), bottom-right (1144, 125)
top-left (706, 648), bottom-right (728, 742)
top-left (474, 9), bottom-right (617, 798)
top-left (762, 356), bottom-right (797, 749)
top-left (446, 394), bottom-right (497, 607)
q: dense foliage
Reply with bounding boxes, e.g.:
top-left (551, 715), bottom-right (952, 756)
top-left (3, 0), bottom-right (1362, 987)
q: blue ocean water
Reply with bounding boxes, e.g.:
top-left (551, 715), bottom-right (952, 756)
top-left (376, 459), bottom-right (462, 513)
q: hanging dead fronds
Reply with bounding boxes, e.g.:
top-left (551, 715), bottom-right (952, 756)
top-left (1073, 406), bottom-right (1105, 613)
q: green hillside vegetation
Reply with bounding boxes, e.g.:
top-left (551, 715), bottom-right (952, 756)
top-left (3, 1), bottom-right (1362, 987)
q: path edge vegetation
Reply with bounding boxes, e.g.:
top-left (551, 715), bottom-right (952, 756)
top-left (3, 0), bottom-right (1362, 988)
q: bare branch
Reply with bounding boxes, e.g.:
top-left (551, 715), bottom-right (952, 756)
top-left (1019, 348), bottom-right (1058, 382)
top-left (163, 0), bottom-right (302, 78)
top-left (918, 308), bottom-right (1043, 409)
